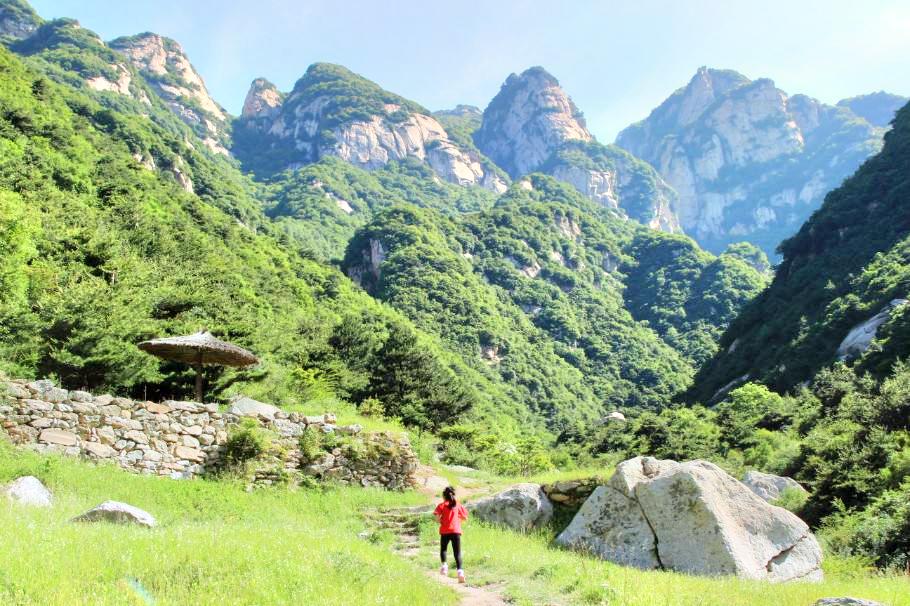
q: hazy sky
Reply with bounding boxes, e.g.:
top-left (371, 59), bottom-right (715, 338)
top-left (30, 0), bottom-right (910, 141)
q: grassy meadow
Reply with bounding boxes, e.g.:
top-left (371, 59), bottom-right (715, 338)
top-left (2, 437), bottom-right (909, 605)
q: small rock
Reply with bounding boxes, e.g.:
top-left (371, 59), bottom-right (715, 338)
top-left (5, 476), bottom-right (53, 507)
top-left (39, 428), bottom-right (78, 447)
top-left (83, 442), bottom-right (115, 458)
top-left (813, 599), bottom-right (887, 606)
top-left (337, 424), bottom-right (362, 435)
top-left (71, 501), bottom-right (156, 527)
top-left (69, 390), bottom-right (93, 403)
top-left (145, 402), bottom-right (171, 414)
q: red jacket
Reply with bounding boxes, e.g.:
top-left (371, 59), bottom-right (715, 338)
top-left (434, 501), bottom-right (468, 535)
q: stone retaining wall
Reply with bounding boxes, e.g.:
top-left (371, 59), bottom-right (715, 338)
top-left (0, 379), bottom-right (418, 489)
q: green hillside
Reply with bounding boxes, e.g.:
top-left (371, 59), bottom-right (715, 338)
top-left (693, 100), bottom-right (910, 400)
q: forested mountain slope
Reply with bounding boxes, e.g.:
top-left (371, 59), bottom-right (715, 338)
top-left (341, 175), bottom-right (767, 432)
top-left (692, 100), bottom-right (910, 401)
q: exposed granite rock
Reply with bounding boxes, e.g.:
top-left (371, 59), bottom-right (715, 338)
top-left (476, 66), bottom-right (591, 178)
top-left (72, 500), bottom-right (156, 527)
top-left (5, 476), bottom-right (52, 507)
top-left (110, 33), bottom-right (229, 153)
top-left (0, 0), bottom-right (42, 44)
top-left (234, 64), bottom-right (506, 192)
top-left (469, 483), bottom-right (553, 531)
top-left (617, 67), bottom-right (884, 255)
top-left (742, 470), bottom-right (808, 502)
top-left (836, 299), bottom-right (908, 360)
top-left (557, 456), bottom-right (823, 581)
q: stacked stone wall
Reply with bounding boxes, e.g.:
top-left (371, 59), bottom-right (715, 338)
top-left (0, 379), bottom-right (417, 489)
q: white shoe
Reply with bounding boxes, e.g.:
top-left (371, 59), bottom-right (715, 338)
top-left (457, 570), bottom-right (465, 583)
top-left (439, 564), bottom-right (448, 576)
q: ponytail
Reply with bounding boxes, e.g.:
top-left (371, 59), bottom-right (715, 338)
top-left (443, 486), bottom-right (456, 509)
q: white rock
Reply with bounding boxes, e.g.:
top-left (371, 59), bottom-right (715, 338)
top-left (557, 457), bottom-right (823, 581)
top-left (813, 599), bottom-right (887, 606)
top-left (742, 470), bottom-right (808, 502)
top-left (72, 500), bottom-right (156, 527)
top-left (469, 483), bottom-right (553, 531)
top-left (837, 299), bottom-right (908, 360)
top-left (5, 476), bottom-right (52, 507)
top-left (227, 395), bottom-right (280, 420)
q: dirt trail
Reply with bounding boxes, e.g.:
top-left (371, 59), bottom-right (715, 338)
top-left (363, 507), bottom-right (507, 606)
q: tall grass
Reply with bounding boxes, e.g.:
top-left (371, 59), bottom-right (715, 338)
top-left (0, 440), bottom-right (456, 605)
top-left (416, 517), bottom-right (910, 606)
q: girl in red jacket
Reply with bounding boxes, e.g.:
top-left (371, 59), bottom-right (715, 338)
top-left (434, 486), bottom-right (469, 583)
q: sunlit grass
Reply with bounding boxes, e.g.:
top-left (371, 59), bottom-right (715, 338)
top-left (0, 440), bottom-right (456, 606)
top-left (415, 514), bottom-right (910, 606)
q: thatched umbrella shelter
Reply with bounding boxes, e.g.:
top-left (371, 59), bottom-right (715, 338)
top-left (138, 331), bottom-right (259, 402)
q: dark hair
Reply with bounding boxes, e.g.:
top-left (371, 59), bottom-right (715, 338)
top-left (442, 486), bottom-right (456, 508)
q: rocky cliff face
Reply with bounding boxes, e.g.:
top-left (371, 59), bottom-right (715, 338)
top-left (617, 67), bottom-right (885, 255)
top-left (0, 0), bottom-right (41, 44)
top-left (110, 33), bottom-right (229, 153)
top-left (233, 63), bottom-right (507, 192)
top-left (475, 67), bottom-right (681, 232)
top-left (475, 67), bottom-right (592, 178)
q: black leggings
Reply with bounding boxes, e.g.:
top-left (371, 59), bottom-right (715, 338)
top-left (440, 533), bottom-right (462, 569)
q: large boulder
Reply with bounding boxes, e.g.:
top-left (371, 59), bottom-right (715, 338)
top-left (469, 483), bottom-right (553, 531)
top-left (4, 476), bottom-right (53, 507)
top-left (227, 395), bottom-right (280, 420)
top-left (557, 457), bottom-right (823, 582)
top-left (742, 470), bottom-right (808, 502)
top-left (71, 501), bottom-right (157, 528)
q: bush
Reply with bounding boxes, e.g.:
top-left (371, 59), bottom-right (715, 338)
top-left (359, 397), bottom-right (385, 418)
top-left (224, 419), bottom-right (272, 465)
top-left (298, 427), bottom-right (326, 465)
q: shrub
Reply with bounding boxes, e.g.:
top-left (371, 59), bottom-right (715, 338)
top-left (359, 397), bottom-right (385, 418)
top-left (224, 419), bottom-right (272, 465)
top-left (298, 427), bottom-right (326, 465)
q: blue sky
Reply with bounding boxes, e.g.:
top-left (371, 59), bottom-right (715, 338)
top-left (30, 0), bottom-right (910, 141)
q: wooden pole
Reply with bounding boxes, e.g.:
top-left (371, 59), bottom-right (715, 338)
top-left (194, 350), bottom-right (204, 403)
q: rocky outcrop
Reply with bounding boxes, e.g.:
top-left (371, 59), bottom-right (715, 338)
top-left (542, 141), bottom-right (682, 232)
top-left (241, 77), bottom-right (284, 120)
top-left (0, 0), bottom-right (41, 44)
top-left (617, 67), bottom-right (884, 256)
top-left (72, 501), bottom-right (156, 527)
top-left (836, 299), bottom-right (908, 360)
top-left (110, 33), bottom-right (229, 153)
top-left (233, 64), bottom-right (507, 192)
top-left (475, 67), bottom-right (591, 178)
top-left (742, 470), bottom-right (807, 502)
top-left (557, 457), bottom-right (823, 581)
top-left (475, 68), bottom-right (681, 232)
top-left (469, 483), bottom-right (553, 531)
top-left (0, 378), bottom-right (418, 490)
top-left (4, 475), bottom-right (52, 507)
top-left (541, 477), bottom-right (602, 509)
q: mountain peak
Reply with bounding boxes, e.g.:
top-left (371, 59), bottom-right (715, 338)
top-left (838, 91), bottom-right (909, 127)
top-left (242, 77), bottom-right (283, 119)
top-left (475, 66), bottom-right (592, 178)
top-left (110, 31), bottom-right (228, 150)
